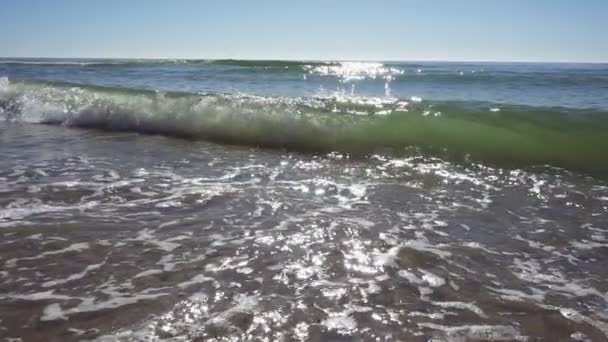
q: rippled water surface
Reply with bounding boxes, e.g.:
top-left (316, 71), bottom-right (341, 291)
top-left (1, 123), bottom-right (608, 341)
top-left (1, 59), bottom-right (608, 341)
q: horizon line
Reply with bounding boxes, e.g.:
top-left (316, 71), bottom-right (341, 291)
top-left (1, 56), bottom-right (607, 65)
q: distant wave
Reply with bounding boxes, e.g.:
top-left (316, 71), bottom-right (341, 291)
top-left (0, 60), bottom-right (157, 68)
top-left (1, 77), bottom-right (607, 174)
top-left (0, 59), bottom-right (207, 67)
top-left (4, 60), bottom-right (607, 86)
top-left (207, 59), bottom-right (338, 68)
top-left (0, 60), bottom-right (104, 66)
top-left (0, 59), bottom-right (388, 74)
top-left (0, 58), bottom-right (335, 68)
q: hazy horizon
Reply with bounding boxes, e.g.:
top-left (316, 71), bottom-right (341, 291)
top-left (1, 56), bottom-right (607, 64)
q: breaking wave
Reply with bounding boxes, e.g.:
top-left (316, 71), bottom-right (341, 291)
top-left (1, 77), bottom-right (607, 174)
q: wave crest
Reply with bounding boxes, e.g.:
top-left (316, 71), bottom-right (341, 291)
top-left (1, 77), bottom-right (607, 174)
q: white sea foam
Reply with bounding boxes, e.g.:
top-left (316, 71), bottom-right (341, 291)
top-left (42, 259), bottom-right (106, 287)
top-left (40, 292), bottom-right (167, 321)
top-left (418, 323), bottom-right (524, 341)
top-left (322, 315), bottom-right (358, 334)
top-left (5, 242), bottom-right (90, 267)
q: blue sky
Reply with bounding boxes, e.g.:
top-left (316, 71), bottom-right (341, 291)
top-left (1, 0), bottom-right (606, 62)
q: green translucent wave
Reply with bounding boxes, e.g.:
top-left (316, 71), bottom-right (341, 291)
top-left (1, 79), bottom-right (607, 174)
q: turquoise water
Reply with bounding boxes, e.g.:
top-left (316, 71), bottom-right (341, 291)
top-left (1, 59), bottom-right (607, 173)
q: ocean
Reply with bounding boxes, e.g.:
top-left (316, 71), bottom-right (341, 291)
top-left (1, 59), bottom-right (607, 341)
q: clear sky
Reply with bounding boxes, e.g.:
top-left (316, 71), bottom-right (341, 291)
top-left (1, 0), bottom-right (606, 62)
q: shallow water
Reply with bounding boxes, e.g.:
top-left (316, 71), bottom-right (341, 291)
top-left (1, 60), bottom-right (608, 341)
top-left (1, 123), bottom-right (607, 341)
